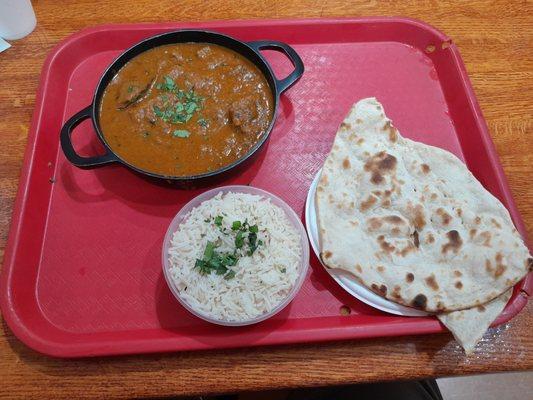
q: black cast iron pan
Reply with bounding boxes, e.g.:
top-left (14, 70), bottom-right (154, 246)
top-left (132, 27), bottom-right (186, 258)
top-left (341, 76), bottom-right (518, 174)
top-left (60, 30), bottom-right (304, 185)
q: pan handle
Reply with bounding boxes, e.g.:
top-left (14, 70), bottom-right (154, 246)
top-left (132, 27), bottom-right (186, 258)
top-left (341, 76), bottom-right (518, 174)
top-left (60, 105), bottom-right (118, 168)
top-left (247, 40), bottom-right (304, 94)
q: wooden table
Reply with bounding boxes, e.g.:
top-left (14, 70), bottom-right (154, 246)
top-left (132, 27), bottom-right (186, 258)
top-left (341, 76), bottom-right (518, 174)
top-left (0, 1), bottom-right (531, 398)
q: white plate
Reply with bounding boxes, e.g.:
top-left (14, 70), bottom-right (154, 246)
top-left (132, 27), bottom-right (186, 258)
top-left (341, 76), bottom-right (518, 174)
top-left (305, 169), bottom-right (429, 317)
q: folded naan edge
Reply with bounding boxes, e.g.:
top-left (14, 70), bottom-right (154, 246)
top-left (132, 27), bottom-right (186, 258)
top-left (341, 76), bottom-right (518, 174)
top-left (437, 289), bottom-right (512, 354)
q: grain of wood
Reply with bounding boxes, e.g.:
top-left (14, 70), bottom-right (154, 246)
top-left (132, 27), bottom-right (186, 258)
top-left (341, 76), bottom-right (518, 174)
top-left (0, 1), bottom-right (531, 398)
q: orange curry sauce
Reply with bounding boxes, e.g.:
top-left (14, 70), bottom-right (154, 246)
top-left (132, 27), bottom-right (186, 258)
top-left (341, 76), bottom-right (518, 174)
top-left (99, 43), bottom-right (274, 176)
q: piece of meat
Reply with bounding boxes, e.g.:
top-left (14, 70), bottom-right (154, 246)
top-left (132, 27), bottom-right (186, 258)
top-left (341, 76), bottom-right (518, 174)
top-left (207, 57), bottom-right (228, 70)
top-left (229, 98), bottom-right (258, 135)
top-left (196, 46), bottom-right (212, 59)
top-left (194, 77), bottom-right (221, 97)
top-left (229, 65), bottom-right (255, 82)
top-left (131, 96), bottom-right (166, 127)
top-left (117, 79), bottom-right (153, 109)
top-left (165, 66), bottom-right (184, 80)
top-left (171, 51), bottom-right (185, 63)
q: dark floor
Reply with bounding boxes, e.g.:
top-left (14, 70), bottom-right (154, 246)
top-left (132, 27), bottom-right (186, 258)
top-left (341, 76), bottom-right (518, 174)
top-left (235, 372), bottom-right (533, 400)
top-left (436, 371), bottom-right (532, 400)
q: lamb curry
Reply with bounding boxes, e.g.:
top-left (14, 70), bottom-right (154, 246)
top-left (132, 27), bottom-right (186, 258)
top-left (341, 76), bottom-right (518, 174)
top-left (99, 43), bottom-right (274, 176)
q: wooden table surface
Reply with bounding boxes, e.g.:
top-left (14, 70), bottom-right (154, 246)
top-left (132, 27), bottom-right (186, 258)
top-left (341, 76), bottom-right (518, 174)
top-left (0, 1), bottom-right (531, 398)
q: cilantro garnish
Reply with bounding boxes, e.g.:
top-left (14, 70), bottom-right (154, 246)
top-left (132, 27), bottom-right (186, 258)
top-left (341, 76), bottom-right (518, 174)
top-left (235, 231), bottom-right (244, 249)
top-left (194, 217), bottom-right (264, 278)
top-left (153, 76), bottom-right (204, 129)
top-left (173, 129), bottom-right (190, 138)
top-left (193, 241), bottom-right (240, 279)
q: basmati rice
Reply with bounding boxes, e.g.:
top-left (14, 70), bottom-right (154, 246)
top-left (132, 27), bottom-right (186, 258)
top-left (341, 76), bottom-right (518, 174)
top-left (167, 191), bottom-right (301, 321)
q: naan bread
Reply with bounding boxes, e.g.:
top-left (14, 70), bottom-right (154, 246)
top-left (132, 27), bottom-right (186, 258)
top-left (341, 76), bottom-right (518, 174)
top-left (316, 98), bottom-right (531, 312)
top-left (437, 289), bottom-right (512, 354)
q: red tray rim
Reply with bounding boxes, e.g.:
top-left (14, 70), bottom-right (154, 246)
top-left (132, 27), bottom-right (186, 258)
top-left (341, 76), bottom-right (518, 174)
top-left (1, 17), bottom-right (530, 358)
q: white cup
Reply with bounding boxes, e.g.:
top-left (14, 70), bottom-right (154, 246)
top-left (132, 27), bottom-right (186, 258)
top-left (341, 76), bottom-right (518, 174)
top-left (0, 0), bottom-right (36, 40)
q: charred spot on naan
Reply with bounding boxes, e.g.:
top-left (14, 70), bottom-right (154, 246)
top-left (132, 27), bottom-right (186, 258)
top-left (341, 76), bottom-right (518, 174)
top-left (406, 203), bottom-right (426, 230)
top-left (412, 294), bottom-right (428, 310)
top-left (485, 259), bottom-right (492, 273)
top-left (470, 229), bottom-right (492, 246)
top-left (477, 305), bottom-right (486, 312)
top-left (425, 274), bottom-right (439, 291)
top-left (382, 121), bottom-right (398, 143)
top-left (436, 208), bottom-right (452, 225)
top-left (364, 151), bottom-right (397, 185)
top-left (392, 285), bottom-right (402, 300)
top-left (421, 163), bottom-right (430, 174)
top-left (384, 215), bottom-right (404, 224)
top-left (441, 230), bottom-right (463, 254)
top-left (406, 272), bottom-right (415, 283)
top-left (339, 121), bottom-right (352, 130)
top-left (484, 253), bottom-right (508, 279)
top-left (379, 284), bottom-right (387, 295)
top-left (342, 158), bottom-right (351, 169)
top-left (494, 253), bottom-right (507, 278)
top-left (435, 301), bottom-right (446, 312)
top-left (320, 251), bottom-right (334, 266)
top-left (491, 218), bottom-right (502, 229)
top-left (359, 195), bottom-right (378, 212)
top-left (367, 214), bottom-right (408, 233)
top-left (477, 231), bottom-right (492, 247)
top-left (371, 283), bottom-right (388, 295)
top-left (426, 233), bottom-right (435, 244)
top-left (399, 243), bottom-right (417, 257)
top-left (377, 235), bottom-right (395, 253)
top-left (455, 281), bottom-right (463, 289)
top-left (355, 264), bottom-right (363, 273)
top-left (377, 265), bottom-right (385, 272)
top-left (391, 179), bottom-right (403, 196)
top-left (454, 270), bottom-right (463, 277)
top-left (412, 230), bottom-right (420, 248)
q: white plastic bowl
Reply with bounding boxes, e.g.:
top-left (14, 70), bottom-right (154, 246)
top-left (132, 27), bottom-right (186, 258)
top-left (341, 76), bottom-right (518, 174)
top-left (162, 185), bottom-right (310, 326)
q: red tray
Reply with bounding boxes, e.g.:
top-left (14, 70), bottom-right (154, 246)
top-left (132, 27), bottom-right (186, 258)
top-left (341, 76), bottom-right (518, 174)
top-left (1, 18), bottom-right (531, 358)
